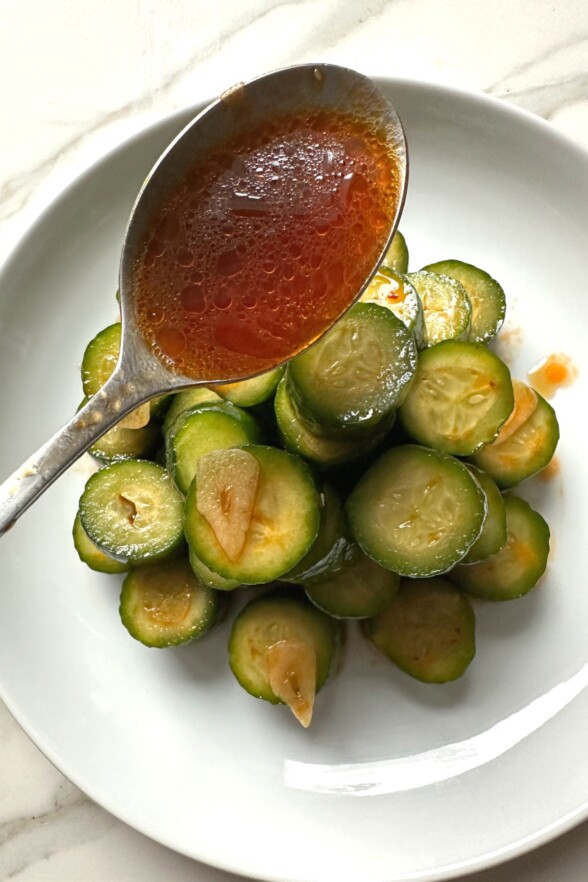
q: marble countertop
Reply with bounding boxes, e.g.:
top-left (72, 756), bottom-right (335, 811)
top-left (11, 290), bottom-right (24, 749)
top-left (1, 2), bottom-right (588, 880)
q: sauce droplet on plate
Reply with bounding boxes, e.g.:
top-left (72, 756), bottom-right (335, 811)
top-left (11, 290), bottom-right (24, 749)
top-left (527, 353), bottom-right (578, 399)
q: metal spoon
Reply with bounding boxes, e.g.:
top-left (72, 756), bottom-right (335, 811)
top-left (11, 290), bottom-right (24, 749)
top-left (0, 63), bottom-right (407, 536)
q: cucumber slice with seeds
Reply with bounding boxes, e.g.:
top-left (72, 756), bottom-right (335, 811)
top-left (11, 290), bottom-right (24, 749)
top-left (450, 495), bottom-right (550, 600)
top-left (72, 513), bottom-right (130, 574)
top-left (306, 552), bottom-right (399, 619)
top-left (287, 302), bottom-right (417, 435)
top-left (365, 577), bottom-right (476, 683)
top-left (347, 445), bottom-right (487, 578)
top-left (461, 465), bottom-right (507, 564)
top-left (79, 460), bottom-right (184, 565)
top-left (120, 557), bottom-right (220, 647)
top-left (215, 366), bottom-right (284, 407)
top-left (360, 268), bottom-right (425, 347)
top-left (422, 259), bottom-right (506, 344)
top-left (184, 445), bottom-right (321, 584)
top-left (470, 393), bottom-right (559, 488)
top-left (166, 401), bottom-right (262, 495)
top-left (381, 230), bottom-right (409, 273)
top-left (229, 592), bottom-right (341, 727)
top-left (407, 270), bottom-right (471, 346)
top-left (399, 340), bottom-right (514, 455)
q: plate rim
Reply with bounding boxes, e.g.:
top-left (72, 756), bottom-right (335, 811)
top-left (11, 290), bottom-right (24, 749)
top-left (1, 75), bottom-right (588, 882)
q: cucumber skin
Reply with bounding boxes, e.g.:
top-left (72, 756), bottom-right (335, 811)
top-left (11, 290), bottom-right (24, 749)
top-left (81, 322), bottom-right (121, 397)
top-left (381, 230), bottom-right (409, 274)
top-left (215, 365), bottom-right (284, 407)
top-left (461, 465), bottom-right (507, 564)
top-left (188, 547), bottom-right (241, 592)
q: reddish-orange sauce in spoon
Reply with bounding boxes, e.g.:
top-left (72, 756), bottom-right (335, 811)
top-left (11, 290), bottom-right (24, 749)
top-left (134, 109), bottom-right (402, 381)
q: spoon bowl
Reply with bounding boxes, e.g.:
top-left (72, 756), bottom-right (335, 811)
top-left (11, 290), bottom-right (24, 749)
top-left (0, 62), bottom-right (407, 534)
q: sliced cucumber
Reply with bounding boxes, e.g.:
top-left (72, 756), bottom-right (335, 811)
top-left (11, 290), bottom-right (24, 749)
top-left (306, 552), bottom-right (399, 619)
top-left (461, 466), bottom-right (507, 564)
top-left (184, 445), bottom-right (321, 584)
top-left (188, 547), bottom-right (241, 591)
top-left (422, 259), bottom-right (506, 344)
top-left (81, 323), bottom-right (167, 426)
top-left (229, 592), bottom-right (341, 727)
top-left (346, 445), bottom-right (487, 577)
top-left (89, 421), bottom-right (160, 463)
top-left (380, 230), bottom-right (409, 273)
top-left (163, 387), bottom-right (222, 436)
top-left (360, 268), bottom-right (425, 347)
top-left (79, 460), bottom-right (184, 565)
top-left (365, 577), bottom-right (476, 683)
top-left (274, 377), bottom-right (385, 468)
top-left (287, 302), bottom-right (417, 434)
top-left (72, 513), bottom-right (130, 574)
top-left (166, 401), bottom-right (262, 495)
top-left (78, 398), bottom-right (160, 464)
top-left (470, 393), bottom-right (559, 488)
top-left (399, 340), bottom-right (514, 455)
top-left (215, 366), bottom-right (284, 407)
top-left (450, 495), bottom-right (550, 600)
top-left (81, 322), bottom-right (121, 397)
top-left (407, 270), bottom-right (471, 346)
top-left (120, 557), bottom-right (220, 647)
top-left (492, 379), bottom-right (538, 446)
top-left (283, 485), bottom-right (358, 585)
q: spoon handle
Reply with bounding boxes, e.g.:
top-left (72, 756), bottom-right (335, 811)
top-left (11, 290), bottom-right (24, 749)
top-left (0, 367), bottom-right (163, 536)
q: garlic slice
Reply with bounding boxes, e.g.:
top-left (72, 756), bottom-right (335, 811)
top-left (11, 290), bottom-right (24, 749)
top-left (196, 448), bottom-right (260, 561)
top-left (264, 639), bottom-right (317, 728)
top-left (119, 402), bottom-right (151, 429)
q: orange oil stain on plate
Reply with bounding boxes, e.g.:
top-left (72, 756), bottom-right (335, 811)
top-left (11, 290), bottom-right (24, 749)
top-left (528, 353), bottom-right (578, 399)
top-left (537, 456), bottom-right (560, 482)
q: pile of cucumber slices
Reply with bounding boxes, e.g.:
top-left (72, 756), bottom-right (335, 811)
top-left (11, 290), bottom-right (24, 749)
top-left (73, 231), bottom-right (558, 728)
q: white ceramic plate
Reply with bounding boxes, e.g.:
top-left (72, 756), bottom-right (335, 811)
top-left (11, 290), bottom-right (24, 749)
top-left (1, 79), bottom-right (587, 882)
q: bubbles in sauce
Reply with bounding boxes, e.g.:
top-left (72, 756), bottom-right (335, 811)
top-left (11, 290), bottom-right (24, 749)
top-left (134, 110), bottom-right (402, 381)
top-left (528, 353), bottom-right (578, 399)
